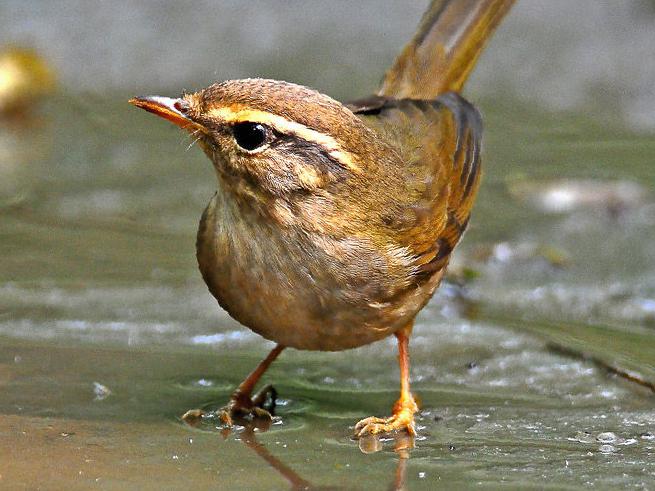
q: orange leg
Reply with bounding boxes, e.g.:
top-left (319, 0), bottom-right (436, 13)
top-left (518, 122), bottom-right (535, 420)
top-left (233, 344), bottom-right (285, 400)
top-left (354, 324), bottom-right (418, 438)
top-left (182, 344), bottom-right (285, 425)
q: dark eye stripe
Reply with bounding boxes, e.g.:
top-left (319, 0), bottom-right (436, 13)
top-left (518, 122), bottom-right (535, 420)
top-left (278, 137), bottom-right (350, 177)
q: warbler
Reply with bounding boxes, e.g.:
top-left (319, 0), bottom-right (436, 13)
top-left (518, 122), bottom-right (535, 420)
top-left (131, 0), bottom-right (515, 437)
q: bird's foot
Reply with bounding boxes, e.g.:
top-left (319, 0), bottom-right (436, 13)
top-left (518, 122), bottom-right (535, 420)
top-left (219, 384), bottom-right (278, 426)
top-left (354, 394), bottom-right (418, 438)
top-left (181, 384), bottom-right (278, 427)
top-left (180, 408), bottom-right (205, 426)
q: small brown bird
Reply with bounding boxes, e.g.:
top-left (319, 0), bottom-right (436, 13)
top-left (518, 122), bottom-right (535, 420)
top-left (130, 0), bottom-right (515, 437)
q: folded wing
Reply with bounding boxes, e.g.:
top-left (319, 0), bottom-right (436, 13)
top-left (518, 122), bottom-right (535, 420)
top-left (349, 92), bottom-right (482, 288)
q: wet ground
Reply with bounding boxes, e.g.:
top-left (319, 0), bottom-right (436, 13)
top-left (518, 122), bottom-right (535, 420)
top-left (1, 90), bottom-right (654, 489)
top-left (2, 1), bottom-right (655, 488)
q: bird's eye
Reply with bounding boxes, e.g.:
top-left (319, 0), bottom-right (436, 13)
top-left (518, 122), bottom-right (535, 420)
top-left (232, 122), bottom-right (269, 151)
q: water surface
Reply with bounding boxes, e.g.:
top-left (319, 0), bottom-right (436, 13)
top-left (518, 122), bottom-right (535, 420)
top-left (1, 90), bottom-right (654, 489)
top-left (2, 1), bottom-right (655, 486)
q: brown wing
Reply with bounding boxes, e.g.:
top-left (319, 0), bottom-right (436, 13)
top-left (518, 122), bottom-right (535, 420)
top-left (349, 92), bottom-right (482, 287)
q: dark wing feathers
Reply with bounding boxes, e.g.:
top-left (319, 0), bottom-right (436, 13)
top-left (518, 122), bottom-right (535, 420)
top-left (350, 92), bottom-right (482, 286)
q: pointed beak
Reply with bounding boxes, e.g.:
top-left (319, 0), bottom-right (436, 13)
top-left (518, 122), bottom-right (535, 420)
top-left (129, 95), bottom-right (198, 130)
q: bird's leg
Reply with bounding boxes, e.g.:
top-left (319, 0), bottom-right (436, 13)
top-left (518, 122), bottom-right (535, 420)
top-left (354, 324), bottom-right (418, 438)
top-left (182, 344), bottom-right (285, 426)
top-left (219, 344), bottom-right (285, 425)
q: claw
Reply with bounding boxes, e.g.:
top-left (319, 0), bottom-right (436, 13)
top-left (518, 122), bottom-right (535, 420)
top-left (354, 395), bottom-right (418, 438)
top-left (251, 384), bottom-right (277, 413)
top-left (217, 384), bottom-right (278, 427)
top-left (181, 384), bottom-right (278, 429)
top-left (181, 408), bottom-right (205, 427)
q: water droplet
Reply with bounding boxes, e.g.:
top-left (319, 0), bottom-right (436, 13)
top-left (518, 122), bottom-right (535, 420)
top-left (598, 444), bottom-right (615, 454)
top-left (596, 432), bottom-right (617, 443)
top-left (194, 378), bottom-right (213, 387)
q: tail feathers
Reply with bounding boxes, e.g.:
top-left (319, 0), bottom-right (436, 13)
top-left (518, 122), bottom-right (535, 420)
top-left (378, 0), bottom-right (516, 99)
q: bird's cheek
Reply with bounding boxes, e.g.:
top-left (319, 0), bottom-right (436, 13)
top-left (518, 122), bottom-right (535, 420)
top-left (257, 154), bottom-right (316, 193)
top-left (197, 138), bottom-right (221, 165)
top-left (291, 162), bottom-right (326, 190)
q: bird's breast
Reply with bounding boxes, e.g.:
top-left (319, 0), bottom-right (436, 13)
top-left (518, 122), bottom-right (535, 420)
top-left (195, 189), bottom-right (432, 351)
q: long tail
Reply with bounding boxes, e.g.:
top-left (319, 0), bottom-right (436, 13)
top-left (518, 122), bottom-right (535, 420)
top-left (378, 0), bottom-right (516, 99)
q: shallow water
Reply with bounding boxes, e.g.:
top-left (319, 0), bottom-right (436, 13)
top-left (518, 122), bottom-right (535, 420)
top-left (1, 90), bottom-right (654, 489)
top-left (2, 1), bottom-right (655, 485)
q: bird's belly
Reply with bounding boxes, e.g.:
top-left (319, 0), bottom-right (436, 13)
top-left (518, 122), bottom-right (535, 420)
top-left (196, 195), bottom-right (423, 351)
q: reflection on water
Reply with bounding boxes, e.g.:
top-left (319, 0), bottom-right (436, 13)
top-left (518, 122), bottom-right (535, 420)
top-left (1, 18), bottom-right (655, 489)
top-left (2, 333), bottom-right (654, 489)
top-left (240, 428), bottom-right (314, 490)
top-left (234, 424), bottom-right (415, 490)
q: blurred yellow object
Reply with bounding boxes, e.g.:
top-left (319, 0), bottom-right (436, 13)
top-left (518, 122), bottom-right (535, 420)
top-left (0, 47), bottom-right (56, 115)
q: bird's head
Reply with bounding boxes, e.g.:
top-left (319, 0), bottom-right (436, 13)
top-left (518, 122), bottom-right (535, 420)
top-left (130, 79), bottom-right (380, 202)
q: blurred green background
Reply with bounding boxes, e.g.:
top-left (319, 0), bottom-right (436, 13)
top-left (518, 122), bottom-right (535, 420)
top-left (1, 1), bottom-right (654, 489)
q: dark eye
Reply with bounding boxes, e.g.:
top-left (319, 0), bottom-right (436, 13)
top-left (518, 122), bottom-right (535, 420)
top-left (232, 122), bottom-right (269, 151)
